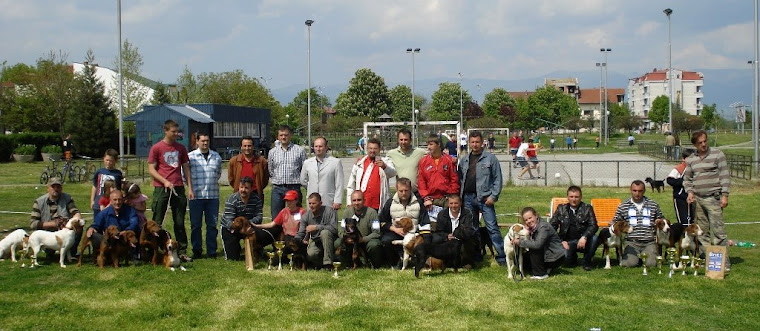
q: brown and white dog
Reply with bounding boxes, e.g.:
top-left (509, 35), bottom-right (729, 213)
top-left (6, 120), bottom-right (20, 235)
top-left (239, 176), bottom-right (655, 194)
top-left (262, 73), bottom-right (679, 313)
top-left (598, 221), bottom-right (631, 269)
top-left (679, 223), bottom-right (703, 265)
top-left (0, 229), bottom-right (29, 263)
top-left (655, 219), bottom-right (683, 259)
top-left (162, 239), bottom-right (186, 271)
top-left (26, 218), bottom-right (85, 268)
top-left (503, 224), bottom-right (528, 280)
top-left (390, 217), bottom-right (417, 270)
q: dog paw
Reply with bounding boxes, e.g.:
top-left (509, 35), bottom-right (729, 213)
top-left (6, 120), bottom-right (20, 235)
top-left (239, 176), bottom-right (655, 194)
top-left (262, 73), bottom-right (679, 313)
top-left (180, 266), bottom-right (187, 272)
top-left (170, 267), bottom-right (175, 272)
top-left (60, 265), bottom-right (67, 268)
top-left (21, 263), bottom-right (26, 268)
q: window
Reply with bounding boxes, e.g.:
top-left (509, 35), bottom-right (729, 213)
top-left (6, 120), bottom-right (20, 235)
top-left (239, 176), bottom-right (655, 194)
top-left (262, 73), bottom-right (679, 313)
top-left (214, 122), bottom-right (260, 138)
top-left (696, 86), bottom-right (702, 93)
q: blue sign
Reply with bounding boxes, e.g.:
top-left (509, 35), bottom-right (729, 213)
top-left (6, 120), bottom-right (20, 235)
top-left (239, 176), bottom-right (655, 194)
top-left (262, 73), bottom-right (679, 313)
top-left (708, 252), bottom-right (723, 271)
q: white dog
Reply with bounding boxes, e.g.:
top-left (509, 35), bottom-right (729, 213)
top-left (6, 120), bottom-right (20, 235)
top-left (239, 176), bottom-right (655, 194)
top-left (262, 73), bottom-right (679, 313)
top-left (504, 224), bottom-right (529, 280)
top-left (0, 229), bottom-right (29, 262)
top-left (26, 218), bottom-right (85, 268)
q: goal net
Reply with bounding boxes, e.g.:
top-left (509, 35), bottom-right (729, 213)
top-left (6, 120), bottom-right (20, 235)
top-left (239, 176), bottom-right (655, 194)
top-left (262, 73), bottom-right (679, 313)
top-left (362, 121), bottom-right (462, 150)
top-left (466, 127), bottom-right (511, 153)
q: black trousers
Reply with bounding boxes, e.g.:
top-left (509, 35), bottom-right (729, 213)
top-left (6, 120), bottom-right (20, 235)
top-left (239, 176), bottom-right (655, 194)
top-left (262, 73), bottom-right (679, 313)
top-left (524, 247), bottom-right (564, 276)
top-left (221, 227), bottom-right (248, 261)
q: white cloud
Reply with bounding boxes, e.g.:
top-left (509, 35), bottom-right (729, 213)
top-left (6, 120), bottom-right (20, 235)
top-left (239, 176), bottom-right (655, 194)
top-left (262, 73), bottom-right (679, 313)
top-left (635, 21), bottom-right (661, 37)
top-left (122, 0), bottom-right (177, 24)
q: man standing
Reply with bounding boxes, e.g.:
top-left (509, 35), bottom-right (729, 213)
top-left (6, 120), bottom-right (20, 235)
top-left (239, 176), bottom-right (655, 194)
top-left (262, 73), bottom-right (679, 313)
top-left (295, 193), bottom-right (338, 269)
top-left (664, 132), bottom-right (676, 160)
top-left (418, 134), bottom-right (460, 209)
top-left (459, 130), bottom-right (468, 155)
top-left (683, 130), bottom-right (731, 269)
top-left (188, 133), bottom-right (222, 259)
top-left (346, 138), bottom-right (396, 211)
top-left (509, 132), bottom-right (521, 166)
top-left (336, 190), bottom-right (383, 268)
top-left (30, 177), bottom-right (84, 257)
top-left (550, 186), bottom-right (598, 271)
top-left (387, 128), bottom-right (426, 192)
top-left (268, 125), bottom-right (306, 218)
top-left (458, 131), bottom-right (505, 266)
top-left (445, 134), bottom-right (459, 158)
top-left (220, 177), bottom-right (263, 261)
top-left (301, 137), bottom-right (344, 210)
top-left (148, 119), bottom-right (193, 262)
top-left (379, 178), bottom-right (430, 267)
top-left (228, 136), bottom-right (269, 199)
top-left (610, 180), bottom-right (665, 268)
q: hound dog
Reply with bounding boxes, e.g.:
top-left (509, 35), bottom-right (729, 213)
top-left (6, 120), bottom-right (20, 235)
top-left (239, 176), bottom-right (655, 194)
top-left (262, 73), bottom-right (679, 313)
top-left (162, 238), bottom-right (186, 271)
top-left (96, 226), bottom-right (121, 269)
top-left (0, 229), bottom-right (29, 263)
top-left (26, 218), bottom-right (85, 268)
top-left (597, 221), bottom-right (632, 269)
top-left (389, 217), bottom-right (417, 270)
top-left (112, 230), bottom-right (137, 267)
top-left (286, 237), bottom-right (307, 270)
top-left (645, 177), bottom-right (665, 193)
top-left (678, 223), bottom-right (703, 267)
top-left (229, 216), bottom-right (282, 265)
top-left (412, 225), bottom-right (475, 278)
top-left (503, 223), bottom-right (528, 280)
top-left (654, 219), bottom-right (683, 259)
top-left (336, 217), bottom-right (367, 269)
top-left (139, 220), bottom-right (169, 266)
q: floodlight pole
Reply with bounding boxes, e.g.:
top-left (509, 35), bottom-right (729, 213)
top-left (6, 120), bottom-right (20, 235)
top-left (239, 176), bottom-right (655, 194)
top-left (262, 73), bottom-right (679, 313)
top-left (600, 48), bottom-right (611, 145)
top-left (406, 48), bottom-right (420, 146)
top-left (306, 19), bottom-right (314, 151)
top-left (664, 8), bottom-right (673, 133)
top-left (117, 0), bottom-right (124, 167)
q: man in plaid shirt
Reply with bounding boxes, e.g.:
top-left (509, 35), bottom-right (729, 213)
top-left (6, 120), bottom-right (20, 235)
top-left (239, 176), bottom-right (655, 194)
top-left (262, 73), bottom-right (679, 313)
top-left (188, 133), bottom-right (222, 259)
top-left (610, 180), bottom-right (665, 268)
top-left (268, 125), bottom-right (307, 219)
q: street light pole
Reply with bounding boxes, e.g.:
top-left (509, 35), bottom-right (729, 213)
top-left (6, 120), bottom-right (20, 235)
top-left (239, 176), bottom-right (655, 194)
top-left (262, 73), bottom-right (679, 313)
top-left (664, 8), bottom-right (673, 133)
top-left (754, 0), bottom-right (759, 172)
top-left (459, 72), bottom-right (464, 131)
top-left (600, 48), bottom-right (611, 145)
top-left (305, 19), bottom-right (314, 150)
top-left (596, 62), bottom-right (605, 146)
top-left (406, 48), bottom-right (420, 146)
top-left (117, 0), bottom-right (124, 167)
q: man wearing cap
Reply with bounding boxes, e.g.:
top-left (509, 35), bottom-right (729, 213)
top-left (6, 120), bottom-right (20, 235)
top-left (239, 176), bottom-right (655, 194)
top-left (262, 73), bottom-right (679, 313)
top-left (220, 177), bottom-right (263, 261)
top-left (30, 177), bottom-right (84, 258)
top-left (295, 192), bottom-right (338, 269)
top-left (301, 136), bottom-right (344, 211)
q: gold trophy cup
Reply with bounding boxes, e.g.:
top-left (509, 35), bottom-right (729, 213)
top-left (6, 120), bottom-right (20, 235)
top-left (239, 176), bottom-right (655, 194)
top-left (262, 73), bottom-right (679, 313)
top-left (275, 241), bottom-right (285, 271)
top-left (266, 252), bottom-right (275, 271)
top-left (288, 253), bottom-right (294, 271)
top-left (680, 256), bottom-right (690, 276)
top-left (640, 252), bottom-right (649, 275)
top-left (656, 256), bottom-right (664, 275)
top-left (332, 261), bottom-right (341, 278)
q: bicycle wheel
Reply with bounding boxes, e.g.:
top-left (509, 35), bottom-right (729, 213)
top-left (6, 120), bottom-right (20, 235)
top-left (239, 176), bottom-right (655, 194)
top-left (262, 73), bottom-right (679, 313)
top-left (67, 169), bottom-right (78, 183)
top-left (40, 171), bottom-right (49, 185)
top-left (87, 163), bottom-right (97, 178)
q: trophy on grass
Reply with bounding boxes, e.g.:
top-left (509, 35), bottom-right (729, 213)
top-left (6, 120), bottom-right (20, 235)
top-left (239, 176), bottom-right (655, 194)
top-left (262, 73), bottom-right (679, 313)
top-left (639, 252), bottom-right (649, 276)
top-left (332, 261), bottom-right (341, 278)
top-left (275, 241), bottom-right (285, 271)
top-left (693, 257), bottom-right (703, 276)
top-left (656, 255), bottom-right (664, 275)
top-left (680, 256), bottom-right (690, 276)
top-left (266, 252), bottom-right (275, 271)
top-left (288, 253), bottom-right (294, 271)
top-left (667, 248), bottom-right (677, 278)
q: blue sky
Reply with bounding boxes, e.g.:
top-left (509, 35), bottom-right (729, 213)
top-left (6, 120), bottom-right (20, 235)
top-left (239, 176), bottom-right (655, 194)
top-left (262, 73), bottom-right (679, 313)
top-left (0, 0), bottom-right (756, 94)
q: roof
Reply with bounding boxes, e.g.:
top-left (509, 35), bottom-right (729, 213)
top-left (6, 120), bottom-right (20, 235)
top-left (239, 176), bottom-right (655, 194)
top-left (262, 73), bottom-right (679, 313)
top-left (508, 91), bottom-right (533, 99)
top-left (577, 88), bottom-right (626, 104)
top-left (166, 105), bottom-right (214, 123)
top-left (631, 68), bottom-right (704, 84)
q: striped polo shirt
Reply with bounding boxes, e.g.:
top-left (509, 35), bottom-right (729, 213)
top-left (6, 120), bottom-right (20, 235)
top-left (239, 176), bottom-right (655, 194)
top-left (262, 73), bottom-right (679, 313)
top-left (682, 147), bottom-right (730, 198)
top-left (610, 196), bottom-right (664, 243)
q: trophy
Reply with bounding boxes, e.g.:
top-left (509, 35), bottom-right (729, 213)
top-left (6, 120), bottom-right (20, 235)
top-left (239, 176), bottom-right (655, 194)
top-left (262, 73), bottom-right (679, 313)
top-left (288, 253), bottom-right (294, 271)
top-left (639, 252), bottom-right (649, 275)
top-left (266, 252), bottom-right (275, 270)
top-left (656, 256), bottom-right (664, 275)
top-left (680, 256), bottom-right (690, 276)
top-left (667, 248), bottom-right (677, 278)
top-left (332, 261), bottom-right (341, 278)
top-left (693, 257), bottom-right (703, 277)
top-left (275, 241), bottom-right (285, 271)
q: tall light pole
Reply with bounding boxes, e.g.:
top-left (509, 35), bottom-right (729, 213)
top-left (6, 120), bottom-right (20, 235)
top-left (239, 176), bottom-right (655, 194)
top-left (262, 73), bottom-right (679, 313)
top-left (117, 0), bottom-right (124, 167)
top-left (406, 48), bottom-right (420, 146)
top-left (458, 72), bottom-right (464, 130)
top-left (596, 62), bottom-right (605, 145)
top-left (305, 19), bottom-right (314, 150)
top-left (754, 0), bottom-right (760, 171)
top-left (600, 48), bottom-right (611, 145)
top-left (664, 8), bottom-right (673, 133)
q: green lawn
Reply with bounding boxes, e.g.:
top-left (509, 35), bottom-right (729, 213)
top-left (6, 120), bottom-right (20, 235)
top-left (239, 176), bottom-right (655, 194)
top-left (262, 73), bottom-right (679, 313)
top-left (1, 162), bottom-right (759, 329)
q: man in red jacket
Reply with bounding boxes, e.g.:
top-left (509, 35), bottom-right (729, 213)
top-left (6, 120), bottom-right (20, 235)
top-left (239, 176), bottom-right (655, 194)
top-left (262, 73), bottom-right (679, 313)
top-left (418, 134), bottom-right (460, 210)
top-left (509, 132), bottom-right (522, 167)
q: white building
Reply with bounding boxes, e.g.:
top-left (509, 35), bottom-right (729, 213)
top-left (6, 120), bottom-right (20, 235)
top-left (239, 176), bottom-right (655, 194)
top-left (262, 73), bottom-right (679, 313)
top-left (71, 62), bottom-right (156, 112)
top-left (627, 68), bottom-right (704, 128)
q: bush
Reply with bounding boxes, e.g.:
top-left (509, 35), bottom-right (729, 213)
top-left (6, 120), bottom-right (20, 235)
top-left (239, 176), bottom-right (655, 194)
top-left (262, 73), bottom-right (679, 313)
top-left (13, 144), bottom-right (36, 155)
top-left (0, 132), bottom-right (60, 162)
top-left (41, 145), bottom-right (62, 153)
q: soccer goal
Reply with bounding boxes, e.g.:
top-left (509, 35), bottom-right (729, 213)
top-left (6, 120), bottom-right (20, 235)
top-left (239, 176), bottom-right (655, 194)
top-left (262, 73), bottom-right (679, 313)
top-left (363, 121), bottom-right (461, 149)
top-left (467, 127), bottom-right (511, 153)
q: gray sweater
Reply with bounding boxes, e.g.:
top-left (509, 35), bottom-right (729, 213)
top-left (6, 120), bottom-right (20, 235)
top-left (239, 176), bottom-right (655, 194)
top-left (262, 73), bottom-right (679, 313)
top-left (295, 206), bottom-right (338, 241)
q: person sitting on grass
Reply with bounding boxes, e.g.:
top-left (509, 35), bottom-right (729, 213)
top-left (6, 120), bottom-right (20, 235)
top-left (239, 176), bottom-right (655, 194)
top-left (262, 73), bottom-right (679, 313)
top-left (334, 190), bottom-right (383, 268)
top-left (85, 190), bottom-right (139, 250)
top-left (30, 177), bottom-right (84, 259)
top-left (256, 190), bottom-right (303, 263)
top-left (609, 180), bottom-right (664, 268)
top-left (511, 207), bottom-right (566, 280)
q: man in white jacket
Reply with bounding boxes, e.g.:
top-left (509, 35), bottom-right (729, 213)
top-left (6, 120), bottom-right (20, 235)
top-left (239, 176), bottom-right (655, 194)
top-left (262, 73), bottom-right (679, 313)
top-left (301, 137), bottom-right (344, 210)
top-left (346, 138), bottom-right (396, 212)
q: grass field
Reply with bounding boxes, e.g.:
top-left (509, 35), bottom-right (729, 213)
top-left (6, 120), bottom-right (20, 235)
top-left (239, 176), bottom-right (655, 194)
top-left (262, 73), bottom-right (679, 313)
top-left (1, 159), bottom-right (759, 329)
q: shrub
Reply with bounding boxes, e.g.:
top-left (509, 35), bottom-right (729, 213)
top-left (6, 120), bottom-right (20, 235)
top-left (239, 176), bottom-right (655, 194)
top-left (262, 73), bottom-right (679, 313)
top-left (13, 144), bottom-right (37, 155)
top-left (41, 145), bottom-right (62, 153)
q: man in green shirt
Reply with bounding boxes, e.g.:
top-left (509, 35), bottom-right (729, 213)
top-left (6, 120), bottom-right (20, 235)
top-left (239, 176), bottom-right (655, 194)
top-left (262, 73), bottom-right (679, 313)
top-left (387, 128), bottom-right (426, 192)
top-left (335, 190), bottom-right (383, 268)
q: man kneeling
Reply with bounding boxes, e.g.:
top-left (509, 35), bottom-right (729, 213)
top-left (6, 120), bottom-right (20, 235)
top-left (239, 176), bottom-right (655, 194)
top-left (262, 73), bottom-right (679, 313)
top-left (511, 207), bottom-right (566, 280)
top-left (295, 193), bottom-right (338, 269)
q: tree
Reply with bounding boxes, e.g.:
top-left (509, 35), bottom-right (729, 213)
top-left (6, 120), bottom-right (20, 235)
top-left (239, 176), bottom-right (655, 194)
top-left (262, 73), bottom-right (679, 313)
top-left (482, 88), bottom-right (516, 121)
top-left (428, 82), bottom-right (472, 121)
top-left (333, 68), bottom-right (391, 118)
top-left (649, 95), bottom-right (670, 129)
top-left (151, 83), bottom-right (171, 104)
top-left (673, 109), bottom-right (704, 137)
top-left (388, 84), bottom-right (426, 122)
top-left (462, 101), bottom-right (483, 120)
top-left (525, 86), bottom-right (577, 130)
top-left (610, 103), bottom-right (642, 133)
top-left (285, 88), bottom-right (331, 131)
top-left (113, 39), bottom-right (149, 117)
top-left (176, 66), bottom-right (199, 103)
top-left (700, 103), bottom-right (718, 130)
top-left (67, 50), bottom-right (117, 157)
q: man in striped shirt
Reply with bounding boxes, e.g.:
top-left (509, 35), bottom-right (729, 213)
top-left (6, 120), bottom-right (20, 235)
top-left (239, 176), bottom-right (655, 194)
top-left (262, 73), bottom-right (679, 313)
top-left (610, 180), bottom-right (665, 268)
top-left (683, 130), bottom-right (731, 269)
top-left (220, 177), bottom-right (263, 260)
top-left (268, 125), bottom-right (307, 219)
top-left (188, 133), bottom-right (222, 259)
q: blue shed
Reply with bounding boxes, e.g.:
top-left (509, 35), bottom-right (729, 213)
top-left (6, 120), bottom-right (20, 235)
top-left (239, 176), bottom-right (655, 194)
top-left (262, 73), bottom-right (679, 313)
top-left (125, 104), bottom-right (271, 157)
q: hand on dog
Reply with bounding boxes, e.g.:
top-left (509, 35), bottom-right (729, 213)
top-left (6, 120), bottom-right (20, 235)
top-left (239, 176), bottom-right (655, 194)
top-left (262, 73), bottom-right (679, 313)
top-left (86, 227), bottom-right (96, 238)
top-left (511, 238), bottom-right (520, 246)
top-left (390, 225), bottom-right (405, 236)
top-left (306, 225), bottom-right (318, 233)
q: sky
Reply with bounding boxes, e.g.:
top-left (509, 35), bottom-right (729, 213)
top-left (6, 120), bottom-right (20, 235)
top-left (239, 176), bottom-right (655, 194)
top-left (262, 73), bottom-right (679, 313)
top-left (0, 0), bottom-right (757, 97)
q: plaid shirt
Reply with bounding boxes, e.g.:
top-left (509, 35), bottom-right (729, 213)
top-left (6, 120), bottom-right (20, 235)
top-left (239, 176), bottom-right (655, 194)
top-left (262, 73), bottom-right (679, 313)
top-left (188, 149), bottom-right (222, 199)
top-left (268, 141), bottom-right (306, 185)
top-left (610, 196), bottom-right (664, 243)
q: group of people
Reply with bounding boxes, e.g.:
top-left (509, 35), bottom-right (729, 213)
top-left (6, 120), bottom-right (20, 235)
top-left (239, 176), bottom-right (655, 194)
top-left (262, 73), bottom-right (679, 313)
top-left (29, 121), bottom-right (730, 278)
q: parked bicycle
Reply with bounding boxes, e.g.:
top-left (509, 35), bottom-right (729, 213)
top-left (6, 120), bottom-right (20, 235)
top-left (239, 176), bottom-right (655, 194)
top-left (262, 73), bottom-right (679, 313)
top-left (40, 157), bottom-right (63, 184)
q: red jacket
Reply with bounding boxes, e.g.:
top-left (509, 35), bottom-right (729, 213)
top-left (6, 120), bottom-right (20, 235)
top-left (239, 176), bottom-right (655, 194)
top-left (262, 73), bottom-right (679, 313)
top-left (417, 154), bottom-right (460, 200)
top-left (509, 136), bottom-right (521, 149)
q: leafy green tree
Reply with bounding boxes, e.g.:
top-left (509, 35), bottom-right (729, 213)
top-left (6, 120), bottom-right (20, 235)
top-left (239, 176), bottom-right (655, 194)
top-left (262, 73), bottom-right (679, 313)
top-left (525, 86), bottom-right (576, 130)
top-left (151, 83), bottom-right (172, 104)
top-left (610, 103), bottom-right (642, 133)
top-left (428, 82), bottom-right (472, 121)
top-left (67, 50), bottom-right (117, 157)
top-left (388, 84), bottom-right (426, 122)
top-left (29, 51), bottom-right (76, 134)
top-left (333, 68), bottom-right (391, 118)
top-left (176, 66), bottom-right (199, 103)
top-left (1, 62), bottom-right (36, 84)
top-left (649, 95), bottom-right (670, 129)
top-left (113, 39), bottom-right (149, 117)
top-left (482, 88), bottom-right (516, 121)
top-left (285, 88), bottom-right (330, 131)
top-left (673, 108), bottom-right (704, 137)
top-left (700, 103), bottom-right (718, 130)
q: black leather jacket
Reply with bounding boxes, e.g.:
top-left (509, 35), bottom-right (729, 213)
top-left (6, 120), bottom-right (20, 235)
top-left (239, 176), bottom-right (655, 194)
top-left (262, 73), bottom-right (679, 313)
top-left (550, 202), bottom-right (598, 241)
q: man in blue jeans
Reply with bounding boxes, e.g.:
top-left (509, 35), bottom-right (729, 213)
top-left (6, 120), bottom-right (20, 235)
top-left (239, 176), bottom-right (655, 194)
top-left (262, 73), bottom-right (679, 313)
top-left (268, 125), bottom-right (307, 219)
top-left (458, 130), bottom-right (506, 266)
top-left (188, 133), bottom-right (222, 259)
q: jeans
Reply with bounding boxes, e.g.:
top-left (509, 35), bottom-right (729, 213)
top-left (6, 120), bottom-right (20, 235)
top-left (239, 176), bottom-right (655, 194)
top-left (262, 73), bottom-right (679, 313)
top-left (189, 198), bottom-right (219, 257)
top-left (152, 186), bottom-right (188, 255)
top-left (271, 184), bottom-right (302, 220)
top-left (463, 193), bottom-right (505, 263)
top-left (565, 236), bottom-right (597, 267)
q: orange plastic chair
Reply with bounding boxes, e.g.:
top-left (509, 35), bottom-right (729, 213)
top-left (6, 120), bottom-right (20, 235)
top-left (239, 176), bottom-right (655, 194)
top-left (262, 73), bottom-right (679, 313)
top-left (547, 197), bottom-right (569, 218)
top-left (590, 198), bottom-right (621, 228)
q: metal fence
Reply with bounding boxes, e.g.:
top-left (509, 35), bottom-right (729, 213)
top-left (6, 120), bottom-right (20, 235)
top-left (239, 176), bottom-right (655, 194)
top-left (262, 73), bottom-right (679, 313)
top-left (639, 142), bottom-right (754, 180)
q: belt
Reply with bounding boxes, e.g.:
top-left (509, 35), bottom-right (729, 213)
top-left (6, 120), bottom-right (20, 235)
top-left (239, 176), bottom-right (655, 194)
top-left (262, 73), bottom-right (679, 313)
top-left (274, 183), bottom-right (301, 187)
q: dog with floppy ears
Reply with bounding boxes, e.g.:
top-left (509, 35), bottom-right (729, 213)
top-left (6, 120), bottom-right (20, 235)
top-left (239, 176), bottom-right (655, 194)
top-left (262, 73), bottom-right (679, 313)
top-left (0, 229), bottom-right (29, 263)
top-left (390, 217), bottom-right (417, 270)
top-left (503, 224), bottom-right (529, 280)
top-left (596, 221), bottom-right (632, 269)
top-left (26, 217), bottom-right (86, 268)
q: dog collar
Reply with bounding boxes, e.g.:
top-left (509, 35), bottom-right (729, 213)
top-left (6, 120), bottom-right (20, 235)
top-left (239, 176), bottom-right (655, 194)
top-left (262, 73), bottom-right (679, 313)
top-left (418, 230), bottom-right (432, 235)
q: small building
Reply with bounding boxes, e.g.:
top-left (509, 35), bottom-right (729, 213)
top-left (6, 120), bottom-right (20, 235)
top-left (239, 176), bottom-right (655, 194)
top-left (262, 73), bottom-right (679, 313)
top-left (125, 103), bottom-right (271, 157)
top-left (627, 68), bottom-right (705, 127)
top-left (577, 88), bottom-right (626, 120)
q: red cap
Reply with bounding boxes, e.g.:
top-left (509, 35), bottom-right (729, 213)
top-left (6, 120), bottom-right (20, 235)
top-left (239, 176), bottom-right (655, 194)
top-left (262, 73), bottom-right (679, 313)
top-left (284, 190), bottom-right (299, 201)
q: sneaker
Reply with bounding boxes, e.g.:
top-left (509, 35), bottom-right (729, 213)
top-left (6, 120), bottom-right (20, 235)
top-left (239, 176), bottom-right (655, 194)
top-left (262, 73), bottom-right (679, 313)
top-left (179, 254), bottom-right (193, 263)
top-left (530, 274), bottom-right (549, 280)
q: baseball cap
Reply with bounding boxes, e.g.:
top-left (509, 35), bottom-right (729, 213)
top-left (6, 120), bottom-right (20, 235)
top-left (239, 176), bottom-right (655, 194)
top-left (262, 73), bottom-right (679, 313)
top-left (48, 177), bottom-right (62, 186)
top-left (284, 190), bottom-right (299, 201)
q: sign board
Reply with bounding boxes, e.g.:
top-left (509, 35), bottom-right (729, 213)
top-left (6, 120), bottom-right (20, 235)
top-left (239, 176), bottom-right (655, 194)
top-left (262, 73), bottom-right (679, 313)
top-left (705, 245), bottom-right (727, 280)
